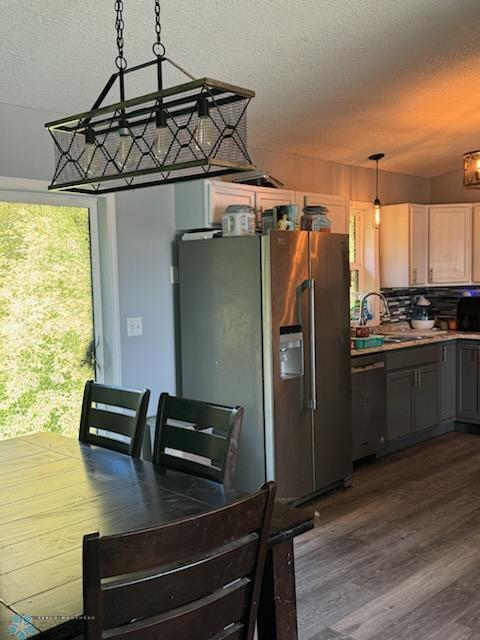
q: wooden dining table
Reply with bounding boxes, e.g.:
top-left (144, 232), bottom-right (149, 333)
top-left (0, 433), bottom-right (314, 640)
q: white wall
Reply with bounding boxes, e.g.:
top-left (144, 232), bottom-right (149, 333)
top-left (429, 168), bottom-right (480, 204)
top-left (115, 186), bottom-right (176, 408)
top-left (0, 102), bottom-right (177, 411)
top-left (250, 147), bottom-right (431, 204)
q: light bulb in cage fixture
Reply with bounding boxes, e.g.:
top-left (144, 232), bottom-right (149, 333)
top-left (195, 97), bottom-right (215, 150)
top-left (116, 119), bottom-right (136, 171)
top-left (84, 128), bottom-right (103, 177)
top-left (153, 109), bottom-right (173, 162)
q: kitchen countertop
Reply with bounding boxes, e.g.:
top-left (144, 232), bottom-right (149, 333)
top-left (351, 330), bottom-right (480, 357)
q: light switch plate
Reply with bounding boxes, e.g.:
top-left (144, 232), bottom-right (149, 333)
top-left (127, 317), bottom-right (143, 337)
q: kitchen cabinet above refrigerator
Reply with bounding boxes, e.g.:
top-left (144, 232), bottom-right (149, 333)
top-left (174, 179), bottom-right (349, 233)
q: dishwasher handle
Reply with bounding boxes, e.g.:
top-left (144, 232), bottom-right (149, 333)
top-left (351, 362), bottom-right (385, 374)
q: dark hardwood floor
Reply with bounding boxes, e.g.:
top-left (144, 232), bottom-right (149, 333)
top-left (295, 433), bottom-right (480, 640)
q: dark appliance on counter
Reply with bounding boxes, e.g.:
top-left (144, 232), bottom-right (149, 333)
top-left (457, 297), bottom-right (480, 331)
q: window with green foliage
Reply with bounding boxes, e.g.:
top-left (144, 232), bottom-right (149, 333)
top-left (0, 202), bottom-right (95, 440)
top-left (349, 210), bottom-right (364, 320)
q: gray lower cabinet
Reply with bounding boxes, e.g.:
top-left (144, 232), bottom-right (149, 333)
top-left (457, 342), bottom-right (479, 421)
top-left (414, 364), bottom-right (439, 431)
top-left (386, 345), bottom-right (441, 442)
top-left (387, 369), bottom-right (414, 440)
top-left (439, 343), bottom-right (456, 422)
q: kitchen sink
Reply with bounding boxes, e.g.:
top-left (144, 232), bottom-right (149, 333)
top-left (383, 335), bottom-right (427, 344)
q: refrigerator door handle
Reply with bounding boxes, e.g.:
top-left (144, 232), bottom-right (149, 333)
top-left (302, 278), bottom-right (317, 410)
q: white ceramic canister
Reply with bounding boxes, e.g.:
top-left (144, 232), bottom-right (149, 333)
top-left (222, 205), bottom-right (256, 237)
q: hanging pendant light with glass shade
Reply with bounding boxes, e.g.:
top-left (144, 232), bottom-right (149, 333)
top-left (45, 0), bottom-right (256, 194)
top-left (368, 153), bottom-right (385, 229)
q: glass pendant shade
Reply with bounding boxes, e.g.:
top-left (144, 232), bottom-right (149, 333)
top-left (369, 152), bottom-right (384, 229)
top-left (373, 198), bottom-right (381, 229)
top-left (463, 151), bottom-right (480, 188)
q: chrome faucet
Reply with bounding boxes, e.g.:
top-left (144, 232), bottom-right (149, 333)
top-left (358, 291), bottom-right (391, 326)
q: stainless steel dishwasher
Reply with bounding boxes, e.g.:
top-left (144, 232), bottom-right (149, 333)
top-left (351, 353), bottom-right (386, 461)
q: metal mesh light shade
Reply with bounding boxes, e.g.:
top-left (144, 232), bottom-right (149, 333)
top-left (46, 78), bottom-right (255, 194)
top-left (464, 151), bottom-right (480, 188)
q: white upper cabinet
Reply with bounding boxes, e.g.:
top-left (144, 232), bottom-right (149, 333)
top-left (296, 192), bottom-right (349, 234)
top-left (175, 180), bottom-right (255, 230)
top-left (473, 205), bottom-right (480, 283)
top-left (175, 180), bottom-right (349, 233)
top-left (428, 205), bottom-right (472, 284)
top-left (410, 205), bottom-right (428, 286)
top-left (380, 204), bottom-right (428, 288)
top-left (255, 188), bottom-right (296, 214)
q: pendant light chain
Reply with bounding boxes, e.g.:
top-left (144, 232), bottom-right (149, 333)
top-left (115, 0), bottom-right (127, 70)
top-left (153, 0), bottom-right (166, 57)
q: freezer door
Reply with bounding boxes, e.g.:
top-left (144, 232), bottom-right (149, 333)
top-left (309, 233), bottom-right (352, 490)
top-left (269, 231), bottom-right (314, 499)
top-left (178, 236), bottom-right (265, 493)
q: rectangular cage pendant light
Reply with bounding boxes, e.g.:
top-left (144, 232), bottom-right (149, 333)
top-left (46, 74), bottom-right (255, 194)
top-left (463, 151), bottom-right (480, 188)
top-left (45, 1), bottom-right (255, 194)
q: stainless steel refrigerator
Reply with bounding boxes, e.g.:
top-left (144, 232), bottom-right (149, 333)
top-left (178, 231), bottom-right (352, 501)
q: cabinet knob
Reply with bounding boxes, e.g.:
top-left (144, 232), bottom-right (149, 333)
top-left (428, 268), bottom-right (434, 282)
top-left (412, 268), bottom-right (417, 284)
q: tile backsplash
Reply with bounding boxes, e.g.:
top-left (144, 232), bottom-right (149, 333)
top-left (381, 286), bottom-right (480, 323)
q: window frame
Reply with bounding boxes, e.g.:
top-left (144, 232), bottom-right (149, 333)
top-left (349, 207), bottom-right (365, 304)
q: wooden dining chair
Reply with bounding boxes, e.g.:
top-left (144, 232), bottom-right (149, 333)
top-left (79, 380), bottom-right (150, 458)
top-left (152, 393), bottom-right (244, 486)
top-left (83, 481), bottom-right (276, 640)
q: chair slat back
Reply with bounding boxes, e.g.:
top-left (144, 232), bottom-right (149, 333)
top-left (79, 380), bottom-right (150, 458)
top-left (83, 482), bottom-right (276, 640)
top-left (153, 393), bottom-right (243, 486)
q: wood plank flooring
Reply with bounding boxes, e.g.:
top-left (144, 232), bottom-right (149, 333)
top-left (295, 433), bottom-right (480, 640)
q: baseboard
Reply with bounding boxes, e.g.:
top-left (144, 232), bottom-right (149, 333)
top-left (455, 422), bottom-right (480, 435)
top-left (378, 422), bottom-right (456, 457)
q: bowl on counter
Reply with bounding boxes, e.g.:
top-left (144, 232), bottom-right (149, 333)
top-left (410, 319), bottom-right (435, 330)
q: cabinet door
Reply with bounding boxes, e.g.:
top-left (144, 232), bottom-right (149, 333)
top-left (386, 369), bottom-right (414, 440)
top-left (255, 189), bottom-right (296, 214)
top-left (209, 182), bottom-right (256, 226)
top-left (457, 343), bottom-right (479, 420)
top-left (414, 364), bottom-right (439, 431)
top-left (379, 204), bottom-right (410, 288)
top-left (298, 193), bottom-right (349, 233)
top-left (473, 205), bottom-right (480, 283)
top-left (439, 343), bottom-right (456, 423)
top-left (410, 205), bottom-right (428, 285)
top-left (428, 205), bottom-right (472, 283)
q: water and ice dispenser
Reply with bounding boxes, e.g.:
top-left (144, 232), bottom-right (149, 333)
top-left (279, 325), bottom-right (304, 379)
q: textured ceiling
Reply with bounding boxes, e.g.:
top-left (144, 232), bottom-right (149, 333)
top-left (1, 0), bottom-right (480, 178)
